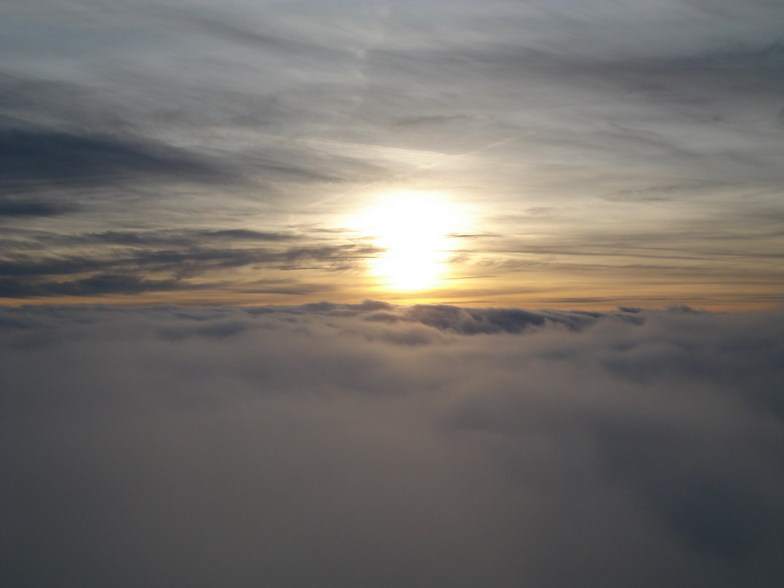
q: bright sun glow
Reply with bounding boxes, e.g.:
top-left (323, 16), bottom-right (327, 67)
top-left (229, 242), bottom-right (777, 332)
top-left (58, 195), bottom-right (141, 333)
top-left (352, 191), bottom-right (465, 291)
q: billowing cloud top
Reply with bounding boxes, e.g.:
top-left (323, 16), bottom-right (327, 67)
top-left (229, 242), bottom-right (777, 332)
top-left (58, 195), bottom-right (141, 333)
top-left (2, 303), bottom-right (783, 586)
top-left (1, 0), bottom-right (783, 307)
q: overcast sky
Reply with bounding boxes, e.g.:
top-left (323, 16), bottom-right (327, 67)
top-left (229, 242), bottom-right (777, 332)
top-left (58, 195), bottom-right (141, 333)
top-left (2, 0), bottom-right (782, 308)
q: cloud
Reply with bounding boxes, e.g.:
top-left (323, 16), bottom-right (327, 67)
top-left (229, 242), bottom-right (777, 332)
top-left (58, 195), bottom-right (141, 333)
top-left (0, 126), bottom-right (231, 193)
top-left (0, 219), bottom-right (380, 298)
top-left (0, 274), bottom-right (209, 297)
top-left (66, 229), bottom-right (298, 248)
top-left (1, 2), bottom-right (782, 308)
top-left (176, 8), bottom-right (352, 61)
top-left (0, 242), bottom-right (377, 298)
top-left (0, 197), bottom-right (78, 217)
top-left (1, 304), bottom-right (782, 586)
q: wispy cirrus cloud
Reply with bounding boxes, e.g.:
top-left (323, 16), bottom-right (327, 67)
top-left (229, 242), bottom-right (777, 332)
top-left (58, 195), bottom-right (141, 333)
top-left (1, 0), bottom-right (782, 306)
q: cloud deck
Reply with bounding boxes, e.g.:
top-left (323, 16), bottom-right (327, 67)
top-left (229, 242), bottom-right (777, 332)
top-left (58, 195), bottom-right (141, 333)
top-left (2, 304), bottom-right (782, 586)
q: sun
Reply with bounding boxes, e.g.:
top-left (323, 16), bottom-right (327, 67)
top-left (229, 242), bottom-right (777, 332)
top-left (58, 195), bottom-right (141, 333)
top-left (351, 191), bottom-right (465, 291)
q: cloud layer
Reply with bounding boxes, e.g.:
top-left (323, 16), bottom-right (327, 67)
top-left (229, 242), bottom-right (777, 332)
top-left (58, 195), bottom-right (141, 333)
top-left (2, 304), bottom-right (783, 586)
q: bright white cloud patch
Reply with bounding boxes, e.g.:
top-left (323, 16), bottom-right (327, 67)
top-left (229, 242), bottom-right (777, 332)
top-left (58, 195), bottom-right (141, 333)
top-left (1, 304), bottom-right (783, 586)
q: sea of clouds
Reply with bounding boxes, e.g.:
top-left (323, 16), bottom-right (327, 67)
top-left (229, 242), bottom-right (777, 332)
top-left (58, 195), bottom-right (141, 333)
top-left (2, 302), bottom-right (783, 587)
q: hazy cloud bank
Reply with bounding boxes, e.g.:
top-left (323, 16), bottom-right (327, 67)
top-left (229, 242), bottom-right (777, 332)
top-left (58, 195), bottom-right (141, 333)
top-left (2, 303), bottom-right (783, 587)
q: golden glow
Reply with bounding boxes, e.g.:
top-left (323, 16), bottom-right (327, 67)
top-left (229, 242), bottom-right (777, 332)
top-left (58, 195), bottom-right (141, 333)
top-left (352, 191), bottom-right (465, 291)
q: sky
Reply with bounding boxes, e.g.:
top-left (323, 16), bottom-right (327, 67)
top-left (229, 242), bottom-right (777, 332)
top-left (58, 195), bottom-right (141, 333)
top-left (3, 3), bottom-right (784, 586)
top-left (1, 0), bottom-right (782, 308)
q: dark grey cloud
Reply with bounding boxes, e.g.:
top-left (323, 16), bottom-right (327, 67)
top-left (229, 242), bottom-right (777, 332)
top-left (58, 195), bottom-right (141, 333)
top-left (600, 181), bottom-right (723, 203)
top-left (1, 229), bottom-right (300, 252)
top-left (0, 197), bottom-right (78, 217)
top-left (0, 242), bottom-right (377, 297)
top-left (76, 228), bottom-right (299, 247)
top-left (0, 273), bottom-right (206, 297)
top-left (0, 126), bottom-right (231, 193)
top-left (1, 305), bottom-right (783, 586)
